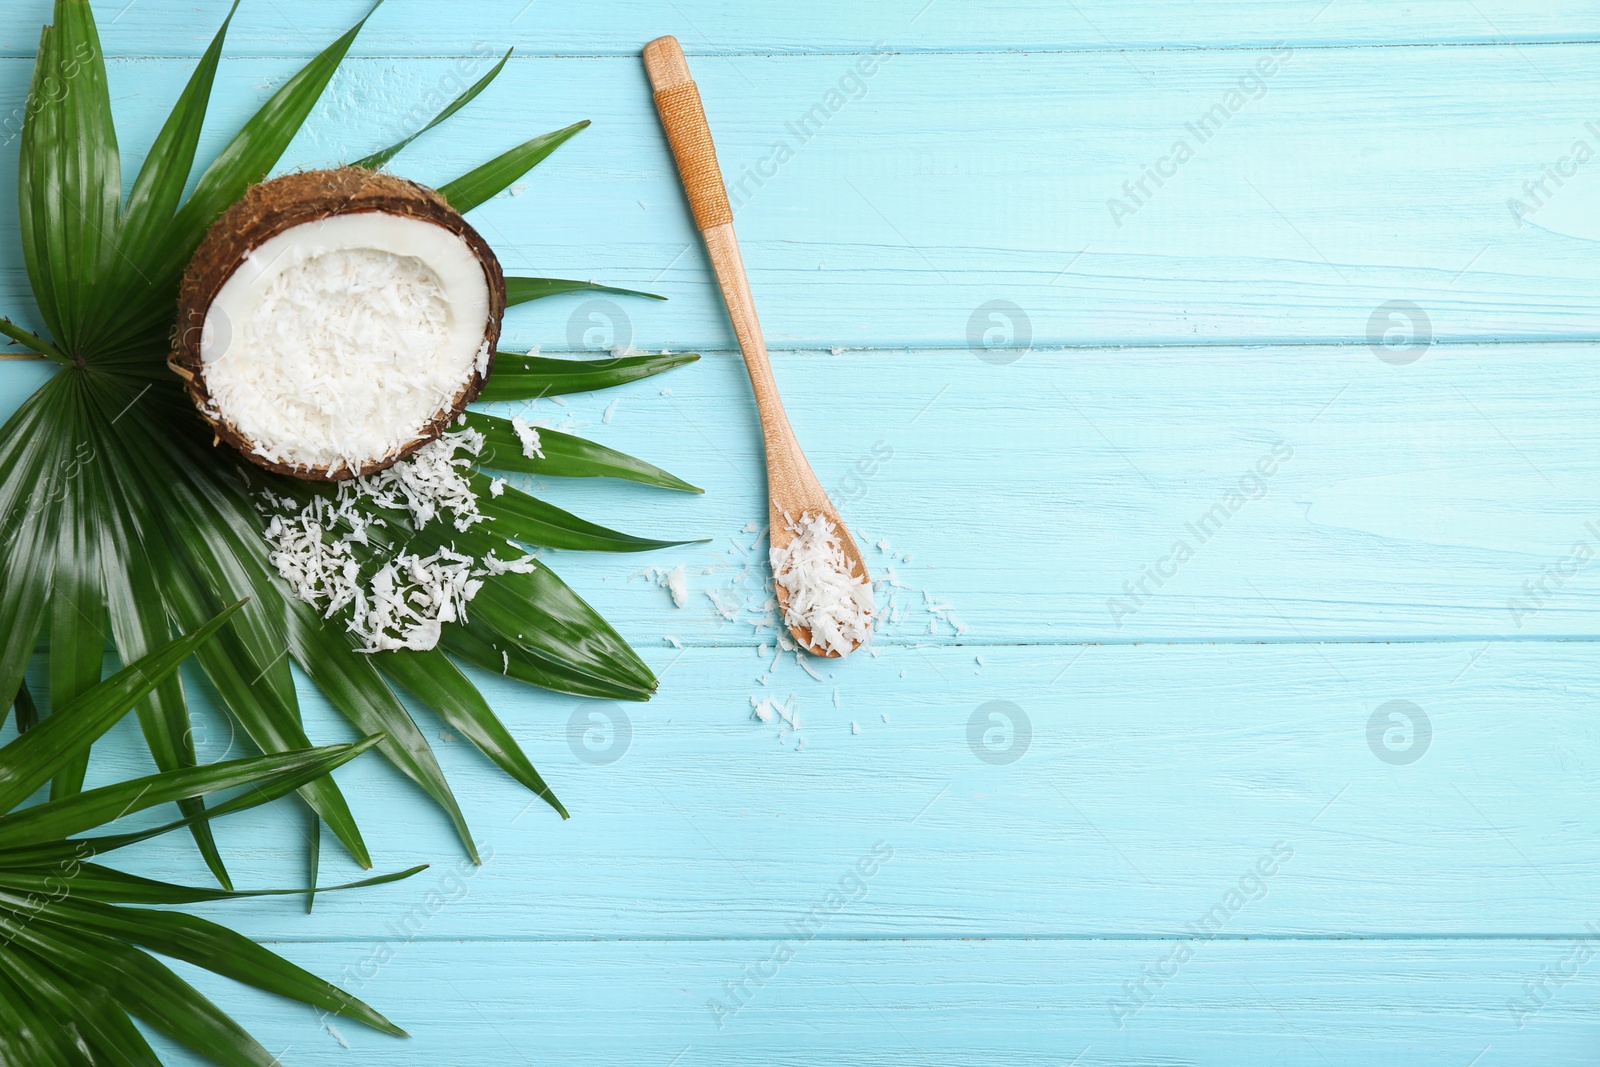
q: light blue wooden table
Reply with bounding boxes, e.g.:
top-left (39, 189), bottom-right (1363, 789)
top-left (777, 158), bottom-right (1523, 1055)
top-left (5, 0), bottom-right (1600, 1063)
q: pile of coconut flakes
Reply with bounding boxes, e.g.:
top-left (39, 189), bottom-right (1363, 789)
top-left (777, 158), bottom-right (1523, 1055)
top-left (258, 424), bottom-right (541, 653)
top-left (769, 511), bottom-right (876, 657)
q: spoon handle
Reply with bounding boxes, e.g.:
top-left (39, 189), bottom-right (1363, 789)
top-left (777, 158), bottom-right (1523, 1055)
top-left (643, 36), bottom-right (828, 517)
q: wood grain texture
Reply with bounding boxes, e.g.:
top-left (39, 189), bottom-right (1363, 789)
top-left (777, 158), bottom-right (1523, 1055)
top-left (1, 1), bottom-right (1598, 1063)
top-left (1, 46), bottom-right (1600, 349)
top-left (12, 343), bottom-right (1600, 645)
top-left (23, 641), bottom-right (1600, 941)
top-left (4, 0), bottom-right (1599, 56)
top-left (140, 940), bottom-right (1600, 1066)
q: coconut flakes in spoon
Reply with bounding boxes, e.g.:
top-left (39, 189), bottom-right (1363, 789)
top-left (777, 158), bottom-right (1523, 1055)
top-left (770, 511), bottom-right (875, 657)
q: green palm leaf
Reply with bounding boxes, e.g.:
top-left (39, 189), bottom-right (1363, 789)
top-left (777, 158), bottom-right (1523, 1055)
top-left (505, 276), bottom-right (665, 305)
top-left (474, 474), bottom-right (704, 553)
top-left (353, 46), bottom-right (515, 171)
top-left (0, 966), bottom-right (88, 1064)
top-left (467, 410), bottom-right (702, 492)
top-left (167, 2), bottom-right (383, 262)
top-left (0, 317), bottom-right (64, 362)
top-left (478, 349), bottom-right (701, 403)
top-left (6, 682), bottom-right (39, 734)
top-left (438, 120), bottom-right (590, 213)
top-left (18, 1), bottom-right (120, 354)
top-left (93, 457), bottom-right (234, 887)
top-left (0, 948), bottom-right (160, 1066)
top-left (378, 648), bottom-right (569, 817)
top-left (3, 0), bottom-right (701, 874)
top-left (95, 392), bottom-right (373, 869)
top-left (104, 0), bottom-right (238, 358)
top-left (0, 607), bottom-right (417, 1065)
top-left (0, 861), bottom-right (423, 907)
top-left (0, 601), bottom-right (243, 813)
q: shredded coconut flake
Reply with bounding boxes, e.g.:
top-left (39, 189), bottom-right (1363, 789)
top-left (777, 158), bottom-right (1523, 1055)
top-left (636, 565), bottom-right (689, 607)
top-left (770, 512), bottom-right (875, 657)
top-left (259, 430), bottom-right (523, 653)
top-left (706, 589), bottom-right (740, 621)
top-left (510, 416), bottom-right (544, 458)
top-left (750, 693), bottom-right (801, 740)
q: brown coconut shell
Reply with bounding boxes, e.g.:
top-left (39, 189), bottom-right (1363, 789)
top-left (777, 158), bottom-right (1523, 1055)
top-left (169, 167), bottom-right (505, 481)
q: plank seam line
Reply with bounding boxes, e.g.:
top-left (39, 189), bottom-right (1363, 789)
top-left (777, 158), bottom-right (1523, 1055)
top-left (240, 934), bottom-right (1600, 945)
top-left (527, 340), bottom-right (1600, 357)
top-left (11, 340), bottom-right (1600, 361)
top-left (630, 636), bottom-right (1600, 649)
top-left (10, 40), bottom-right (1600, 60)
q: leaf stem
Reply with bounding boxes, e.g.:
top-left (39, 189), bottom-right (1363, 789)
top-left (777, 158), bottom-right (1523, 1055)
top-left (0, 318), bottom-right (69, 366)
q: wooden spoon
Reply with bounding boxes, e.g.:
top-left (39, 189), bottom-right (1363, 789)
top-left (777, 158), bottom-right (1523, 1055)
top-left (644, 35), bottom-right (873, 657)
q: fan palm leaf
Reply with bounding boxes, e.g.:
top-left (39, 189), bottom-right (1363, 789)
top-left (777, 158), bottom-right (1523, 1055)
top-left (0, 602), bottom-right (421, 1066)
top-left (1, 0), bottom-right (702, 880)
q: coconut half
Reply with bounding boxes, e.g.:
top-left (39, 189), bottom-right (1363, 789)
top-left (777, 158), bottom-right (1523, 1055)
top-left (170, 168), bottom-right (505, 480)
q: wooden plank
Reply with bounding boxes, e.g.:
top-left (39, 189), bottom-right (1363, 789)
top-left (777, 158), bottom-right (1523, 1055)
top-left (0, 7), bottom-right (1595, 1067)
top-left (7, 341), bottom-right (1600, 644)
top-left (38, 641), bottom-right (1597, 940)
top-left (145, 938), bottom-right (1600, 1066)
top-left (2, 47), bottom-right (1600, 349)
top-left (5, 0), bottom-right (1599, 57)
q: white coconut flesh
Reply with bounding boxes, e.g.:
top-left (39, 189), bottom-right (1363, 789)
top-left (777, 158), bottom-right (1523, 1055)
top-left (200, 212), bottom-right (492, 475)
